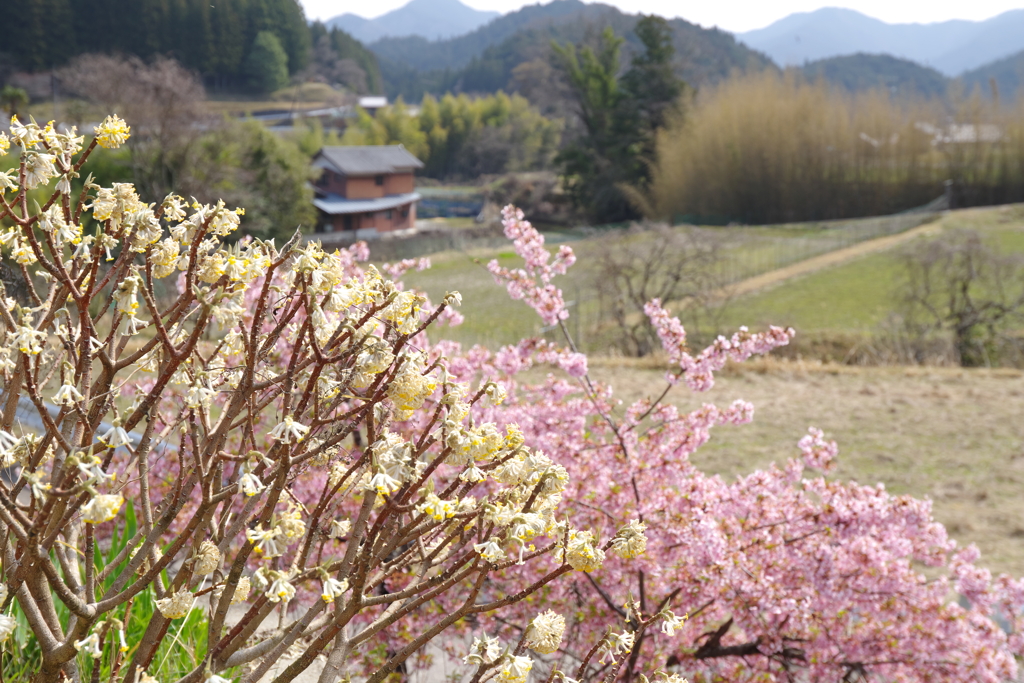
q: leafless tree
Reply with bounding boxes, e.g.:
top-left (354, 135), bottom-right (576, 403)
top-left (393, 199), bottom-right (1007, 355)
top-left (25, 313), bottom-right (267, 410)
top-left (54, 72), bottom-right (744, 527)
top-left (304, 36), bottom-right (367, 94)
top-left (58, 54), bottom-right (210, 200)
top-left (899, 229), bottom-right (1024, 366)
top-left (592, 223), bottom-right (727, 356)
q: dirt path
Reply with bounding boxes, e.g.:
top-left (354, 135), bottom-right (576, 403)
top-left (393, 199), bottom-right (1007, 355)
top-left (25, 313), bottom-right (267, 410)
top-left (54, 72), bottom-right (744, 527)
top-left (719, 218), bottom-right (944, 299)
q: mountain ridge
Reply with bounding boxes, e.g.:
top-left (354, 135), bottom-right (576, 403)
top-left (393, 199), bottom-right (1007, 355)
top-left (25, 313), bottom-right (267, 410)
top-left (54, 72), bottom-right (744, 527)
top-left (960, 49), bottom-right (1024, 101)
top-left (326, 0), bottom-right (500, 43)
top-left (366, 0), bottom-right (774, 100)
top-left (800, 53), bottom-right (948, 99)
top-left (738, 7), bottom-right (1024, 76)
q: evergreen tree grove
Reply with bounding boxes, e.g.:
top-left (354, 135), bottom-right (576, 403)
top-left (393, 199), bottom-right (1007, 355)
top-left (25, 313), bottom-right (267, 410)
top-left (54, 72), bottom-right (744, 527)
top-left (552, 16), bottom-right (686, 222)
top-left (2, 0), bottom-right (311, 86)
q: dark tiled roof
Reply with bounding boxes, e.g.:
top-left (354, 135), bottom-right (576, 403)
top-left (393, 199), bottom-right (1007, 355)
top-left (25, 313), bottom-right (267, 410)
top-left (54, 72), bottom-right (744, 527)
top-left (316, 146), bottom-right (424, 175)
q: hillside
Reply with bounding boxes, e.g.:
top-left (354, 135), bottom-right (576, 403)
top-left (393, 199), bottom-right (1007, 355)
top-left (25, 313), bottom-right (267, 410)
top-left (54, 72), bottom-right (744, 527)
top-left (960, 49), bottom-right (1024, 101)
top-left (4, 0), bottom-right (310, 79)
top-left (368, 0), bottom-right (599, 73)
top-left (326, 0), bottom-right (499, 43)
top-left (371, 0), bottom-right (774, 100)
top-left (801, 53), bottom-right (948, 99)
top-left (738, 7), bottom-right (1024, 76)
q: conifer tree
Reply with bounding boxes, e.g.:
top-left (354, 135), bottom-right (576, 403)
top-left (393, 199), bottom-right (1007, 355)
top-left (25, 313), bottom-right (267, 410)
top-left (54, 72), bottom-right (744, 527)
top-left (246, 30), bottom-right (290, 94)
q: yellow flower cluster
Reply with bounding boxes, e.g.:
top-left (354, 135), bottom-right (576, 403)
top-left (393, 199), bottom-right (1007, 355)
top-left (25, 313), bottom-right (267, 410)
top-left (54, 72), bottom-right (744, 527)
top-left (387, 354), bottom-right (437, 420)
top-left (81, 494), bottom-right (125, 524)
top-left (418, 493), bottom-right (458, 521)
top-left (611, 519), bottom-right (648, 559)
top-left (382, 290), bottom-right (426, 335)
top-left (496, 655), bottom-right (533, 683)
top-left (563, 529), bottom-right (605, 573)
top-left (94, 115), bottom-right (131, 149)
top-left (525, 610), bottom-right (566, 654)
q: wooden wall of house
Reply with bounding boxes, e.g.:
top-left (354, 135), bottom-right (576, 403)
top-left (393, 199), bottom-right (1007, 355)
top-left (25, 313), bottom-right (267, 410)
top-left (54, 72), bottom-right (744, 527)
top-left (322, 202), bottom-right (417, 234)
top-left (343, 177), bottom-right (380, 199)
top-left (384, 173), bottom-right (414, 196)
top-left (316, 169), bottom-right (416, 200)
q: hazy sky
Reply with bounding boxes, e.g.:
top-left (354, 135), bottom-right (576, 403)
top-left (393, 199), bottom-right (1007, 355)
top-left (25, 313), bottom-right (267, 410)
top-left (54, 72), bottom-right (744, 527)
top-left (299, 0), bottom-right (1023, 33)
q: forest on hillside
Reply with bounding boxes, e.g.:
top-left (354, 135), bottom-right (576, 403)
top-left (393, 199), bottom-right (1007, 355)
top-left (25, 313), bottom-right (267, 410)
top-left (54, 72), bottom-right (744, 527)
top-left (5, 0), bottom-right (1024, 231)
top-left (1, 0), bottom-right (382, 94)
top-left (371, 0), bottom-right (771, 101)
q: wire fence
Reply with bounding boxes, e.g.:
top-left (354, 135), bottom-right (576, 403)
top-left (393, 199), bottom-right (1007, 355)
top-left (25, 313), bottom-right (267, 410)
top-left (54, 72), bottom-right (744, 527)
top-left (326, 205), bottom-right (945, 351)
top-left (707, 211), bottom-right (939, 287)
top-left (531, 209), bottom-right (944, 352)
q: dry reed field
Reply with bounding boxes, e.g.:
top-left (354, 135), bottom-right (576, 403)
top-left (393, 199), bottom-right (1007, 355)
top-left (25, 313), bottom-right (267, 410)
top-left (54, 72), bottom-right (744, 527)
top-left (587, 359), bottom-right (1024, 576)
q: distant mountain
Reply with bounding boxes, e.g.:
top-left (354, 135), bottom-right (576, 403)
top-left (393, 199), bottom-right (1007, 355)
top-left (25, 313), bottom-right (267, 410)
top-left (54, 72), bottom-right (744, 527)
top-left (326, 0), bottom-right (500, 43)
top-left (370, 0), bottom-right (774, 100)
top-left (801, 53), bottom-right (948, 99)
top-left (960, 49), bottom-right (1024, 101)
top-left (368, 0), bottom-right (600, 73)
top-left (738, 7), bottom-right (1024, 76)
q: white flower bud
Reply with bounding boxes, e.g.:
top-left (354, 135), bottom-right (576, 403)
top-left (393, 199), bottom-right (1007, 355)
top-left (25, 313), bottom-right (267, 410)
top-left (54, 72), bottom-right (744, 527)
top-left (525, 610), bottom-right (565, 654)
top-left (230, 577), bottom-right (251, 605)
top-left (74, 632), bottom-right (103, 658)
top-left (156, 588), bottom-right (194, 619)
top-left (194, 540), bottom-right (221, 576)
top-left (0, 614), bottom-right (15, 643)
top-left (82, 494), bottom-right (124, 524)
top-left (463, 634), bottom-right (501, 665)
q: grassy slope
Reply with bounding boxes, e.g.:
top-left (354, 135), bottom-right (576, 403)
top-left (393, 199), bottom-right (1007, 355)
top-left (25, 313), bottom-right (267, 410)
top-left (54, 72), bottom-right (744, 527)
top-left (401, 205), bottom-right (1024, 351)
top-left (718, 246), bottom-right (903, 332)
top-left (719, 205), bottom-right (1024, 334)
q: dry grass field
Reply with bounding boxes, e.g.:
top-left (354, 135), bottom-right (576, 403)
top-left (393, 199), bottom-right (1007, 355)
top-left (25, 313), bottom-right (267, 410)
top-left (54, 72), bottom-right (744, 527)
top-left (583, 359), bottom-right (1024, 576)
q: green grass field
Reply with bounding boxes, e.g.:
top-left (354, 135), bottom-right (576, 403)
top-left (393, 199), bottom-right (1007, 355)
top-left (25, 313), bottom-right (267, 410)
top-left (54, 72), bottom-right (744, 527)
top-left (720, 206), bottom-right (1024, 334)
top-left (401, 204), bottom-right (1024, 352)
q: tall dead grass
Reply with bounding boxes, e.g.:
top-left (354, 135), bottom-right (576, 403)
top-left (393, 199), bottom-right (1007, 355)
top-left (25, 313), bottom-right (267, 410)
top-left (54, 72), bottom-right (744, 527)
top-left (646, 71), bottom-right (1024, 224)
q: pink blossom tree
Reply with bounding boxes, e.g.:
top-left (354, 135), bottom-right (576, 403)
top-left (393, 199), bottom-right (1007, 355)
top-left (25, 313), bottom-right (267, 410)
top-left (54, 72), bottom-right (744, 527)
top-left (467, 206), bottom-right (1024, 683)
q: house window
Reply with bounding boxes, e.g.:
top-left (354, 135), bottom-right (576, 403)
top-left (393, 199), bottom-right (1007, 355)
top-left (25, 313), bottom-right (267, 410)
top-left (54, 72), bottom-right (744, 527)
top-left (385, 210), bottom-right (393, 220)
top-left (375, 175), bottom-right (385, 186)
top-left (343, 215), bottom-right (353, 231)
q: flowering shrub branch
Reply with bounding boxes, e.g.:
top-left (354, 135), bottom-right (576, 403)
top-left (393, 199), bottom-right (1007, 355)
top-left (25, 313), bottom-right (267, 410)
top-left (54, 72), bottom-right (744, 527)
top-left (0, 116), bottom-right (647, 683)
top-left (1, 114), bottom-right (1022, 683)
top-left (479, 206), bottom-right (1024, 683)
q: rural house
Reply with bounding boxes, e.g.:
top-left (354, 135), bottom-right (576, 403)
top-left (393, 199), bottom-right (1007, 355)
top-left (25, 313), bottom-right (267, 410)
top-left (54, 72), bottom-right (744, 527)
top-left (312, 146), bottom-right (424, 238)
